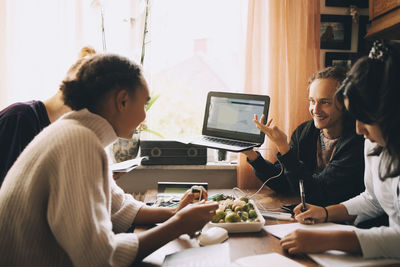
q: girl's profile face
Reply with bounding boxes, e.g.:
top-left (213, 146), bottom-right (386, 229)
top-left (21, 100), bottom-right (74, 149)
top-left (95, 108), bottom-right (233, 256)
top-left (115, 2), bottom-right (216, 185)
top-left (355, 120), bottom-right (385, 147)
top-left (344, 99), bottom-right (386, 146)
top-left (123, 84), bottom-right (150, 138)
top-left (113, 80), bottom-right (150, 139)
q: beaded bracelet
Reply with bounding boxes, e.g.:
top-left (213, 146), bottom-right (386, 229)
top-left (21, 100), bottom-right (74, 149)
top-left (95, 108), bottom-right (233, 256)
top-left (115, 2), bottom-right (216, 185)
top-left (322, 206), bottom-right (328, 223)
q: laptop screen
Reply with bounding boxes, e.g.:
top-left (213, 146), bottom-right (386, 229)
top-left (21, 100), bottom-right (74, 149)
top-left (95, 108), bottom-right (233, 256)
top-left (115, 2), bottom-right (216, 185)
top-left (202, 92), bottom-right (270, 143)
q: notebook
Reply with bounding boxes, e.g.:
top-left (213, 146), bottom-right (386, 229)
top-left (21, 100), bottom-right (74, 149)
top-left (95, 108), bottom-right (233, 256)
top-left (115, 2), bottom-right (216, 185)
top-left (180, 91), bottom-right (270, 152)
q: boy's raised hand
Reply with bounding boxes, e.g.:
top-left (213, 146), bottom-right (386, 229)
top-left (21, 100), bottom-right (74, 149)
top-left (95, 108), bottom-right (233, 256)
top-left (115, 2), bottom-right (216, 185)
top-left (253, 114), bottom-right (290, 154)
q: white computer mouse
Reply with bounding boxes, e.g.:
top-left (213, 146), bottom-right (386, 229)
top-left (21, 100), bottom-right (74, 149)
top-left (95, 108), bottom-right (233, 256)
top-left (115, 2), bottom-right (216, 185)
top-left (199, 226), bottom-right (229, 246)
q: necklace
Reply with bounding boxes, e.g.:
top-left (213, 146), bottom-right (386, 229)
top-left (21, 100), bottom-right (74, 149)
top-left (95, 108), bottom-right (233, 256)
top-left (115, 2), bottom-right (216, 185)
top-left (320, 131), bottom-right (326, 151)
top-left (320, 130), bottom-right (340, 151)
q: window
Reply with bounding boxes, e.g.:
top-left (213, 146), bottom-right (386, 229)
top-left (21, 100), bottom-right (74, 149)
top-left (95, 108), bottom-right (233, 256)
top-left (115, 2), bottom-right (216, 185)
top-left (142, 0), bottom-right (248, 139)
top-left (1, 0), bottom-right (248, 143)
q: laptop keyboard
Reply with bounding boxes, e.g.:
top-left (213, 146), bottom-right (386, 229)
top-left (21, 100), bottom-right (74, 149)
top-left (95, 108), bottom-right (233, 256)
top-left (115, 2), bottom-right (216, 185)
top-left (202, 136), bottom-right (252, 147)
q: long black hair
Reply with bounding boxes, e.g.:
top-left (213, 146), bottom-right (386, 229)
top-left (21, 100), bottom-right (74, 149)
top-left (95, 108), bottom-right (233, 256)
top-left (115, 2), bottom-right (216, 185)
top-left (338, 40), bottom-right (400, 180)
top-left (61, 54), bottom-right (144, 112)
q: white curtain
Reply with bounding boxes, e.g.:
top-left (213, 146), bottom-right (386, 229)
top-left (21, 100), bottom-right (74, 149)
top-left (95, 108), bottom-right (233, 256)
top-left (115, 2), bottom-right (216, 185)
top-left (0, 0), bottom-right (147, 109)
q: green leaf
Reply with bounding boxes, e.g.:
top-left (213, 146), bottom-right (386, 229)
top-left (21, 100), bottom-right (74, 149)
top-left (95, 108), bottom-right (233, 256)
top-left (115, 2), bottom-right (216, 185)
top-left (142, 128), bottom-right (164, 139)
top-left (146, 93), bottom-right (160, 111)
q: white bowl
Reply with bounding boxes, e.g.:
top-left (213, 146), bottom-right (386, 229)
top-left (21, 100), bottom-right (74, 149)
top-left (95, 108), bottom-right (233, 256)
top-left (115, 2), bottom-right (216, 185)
top-left (208, 200), bottom-right (265, 233)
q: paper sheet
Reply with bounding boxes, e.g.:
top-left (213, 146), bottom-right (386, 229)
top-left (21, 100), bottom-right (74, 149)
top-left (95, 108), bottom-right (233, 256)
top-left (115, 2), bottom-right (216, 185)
top-left (232, 253), bottom-right (304, 267)
top-left (162, 243), bottom-right (230, 267)
top-left (264, 222), bottom-right (356, 239)
top-left (309, 250), bottom-right (400, 267)
top-left (264, 223), bottom-right (400, 266)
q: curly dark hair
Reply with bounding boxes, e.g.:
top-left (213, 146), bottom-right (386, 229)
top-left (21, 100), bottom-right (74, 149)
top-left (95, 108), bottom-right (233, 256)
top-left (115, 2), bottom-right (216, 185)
top-left (338, 40), bottom-right (400, 180)
top-left (61, 54), bottom-right (144, 112)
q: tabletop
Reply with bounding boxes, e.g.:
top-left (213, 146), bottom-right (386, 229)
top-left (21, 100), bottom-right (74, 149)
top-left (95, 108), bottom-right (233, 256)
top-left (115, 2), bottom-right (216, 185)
top-left (135, 187), bottom-right (318, 267)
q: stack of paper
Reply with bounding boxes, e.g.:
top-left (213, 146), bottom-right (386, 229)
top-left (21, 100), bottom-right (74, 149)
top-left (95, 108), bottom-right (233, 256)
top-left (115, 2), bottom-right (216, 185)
top-left (109, 156), bottom-right (148, 172)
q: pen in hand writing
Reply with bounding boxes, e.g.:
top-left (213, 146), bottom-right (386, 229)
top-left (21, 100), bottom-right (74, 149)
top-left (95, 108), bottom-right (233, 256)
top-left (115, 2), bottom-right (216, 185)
top-left (299, 179), bottom-right (314, 224)
top-left (299, 179), bottom-right (307, 212)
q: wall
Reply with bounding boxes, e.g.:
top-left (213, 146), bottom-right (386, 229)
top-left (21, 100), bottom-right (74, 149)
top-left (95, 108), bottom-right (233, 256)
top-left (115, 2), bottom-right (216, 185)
top-left (320, 0), bottom-right (369, 68)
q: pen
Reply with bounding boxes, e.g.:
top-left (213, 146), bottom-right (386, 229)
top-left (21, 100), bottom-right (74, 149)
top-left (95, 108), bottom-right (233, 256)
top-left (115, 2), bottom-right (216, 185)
top-left (299, 179), bottom-right (307, 212)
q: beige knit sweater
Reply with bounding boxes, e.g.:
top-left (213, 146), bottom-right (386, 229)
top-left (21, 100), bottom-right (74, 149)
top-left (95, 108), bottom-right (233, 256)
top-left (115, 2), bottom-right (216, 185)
top-left (0, 109), bottom-right (144, 266)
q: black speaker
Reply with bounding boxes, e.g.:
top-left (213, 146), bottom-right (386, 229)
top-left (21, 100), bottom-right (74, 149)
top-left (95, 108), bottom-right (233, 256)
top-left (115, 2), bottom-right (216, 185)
top-left (140, 140), bottom-right (207, 165)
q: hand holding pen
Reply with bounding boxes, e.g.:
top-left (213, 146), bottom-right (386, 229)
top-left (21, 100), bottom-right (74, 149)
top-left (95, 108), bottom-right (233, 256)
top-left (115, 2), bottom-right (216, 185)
top-left (293, 203), bottom-right (329, 224)
top-left (297, 179), bottom-right (314, 224)
top-left (299, 180), bottom-right (307, 212)
top-left (293, 179), bottom-right (316, 224)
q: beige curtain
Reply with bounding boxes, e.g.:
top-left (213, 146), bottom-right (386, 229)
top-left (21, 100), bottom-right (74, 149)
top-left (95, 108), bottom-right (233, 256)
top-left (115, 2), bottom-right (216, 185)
top-left (237, 0), bottom-right (321, 188)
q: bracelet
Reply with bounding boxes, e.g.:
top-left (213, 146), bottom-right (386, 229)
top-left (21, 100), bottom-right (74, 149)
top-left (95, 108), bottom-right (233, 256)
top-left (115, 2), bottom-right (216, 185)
top-left (322, 206), bottom-right (328, 222)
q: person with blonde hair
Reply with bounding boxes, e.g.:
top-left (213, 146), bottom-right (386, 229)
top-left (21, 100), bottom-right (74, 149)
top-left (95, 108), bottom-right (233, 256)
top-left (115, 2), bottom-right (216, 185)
top-left (243, 66), bottom-right (365, 207)
top-left (0, 46), bottom-right (96, 185)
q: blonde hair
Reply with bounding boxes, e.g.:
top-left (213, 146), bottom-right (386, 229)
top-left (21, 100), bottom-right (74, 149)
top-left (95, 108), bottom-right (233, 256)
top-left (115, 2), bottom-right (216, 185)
top-left (78, 46), bottom-right (96, 59)
top-left (64, 46), bottom-right (97, 81)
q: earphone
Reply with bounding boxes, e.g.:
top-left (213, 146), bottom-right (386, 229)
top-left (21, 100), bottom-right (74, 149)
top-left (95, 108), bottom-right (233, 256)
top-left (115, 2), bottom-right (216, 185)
top-left (232, 149), bottom-right (284, 209)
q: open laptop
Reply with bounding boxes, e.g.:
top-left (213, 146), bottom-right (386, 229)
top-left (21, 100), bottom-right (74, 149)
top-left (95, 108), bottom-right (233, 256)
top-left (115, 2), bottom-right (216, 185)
top-left (180, 91), bottom-right (270, 152)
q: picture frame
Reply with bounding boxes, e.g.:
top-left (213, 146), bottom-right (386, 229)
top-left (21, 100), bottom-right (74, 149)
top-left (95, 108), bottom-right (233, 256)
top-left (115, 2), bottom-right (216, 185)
top-left (321, 15), bottom-right (352, 50)
top-left (325, 0), bottom-right (368, 8)
top-left (325, 52), bottom-right (358, 70)
top-left (357, 15), bottom-right (373, 57)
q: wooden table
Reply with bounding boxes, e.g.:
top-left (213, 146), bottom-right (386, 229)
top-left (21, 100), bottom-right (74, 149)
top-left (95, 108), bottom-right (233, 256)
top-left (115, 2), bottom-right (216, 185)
top-left (137, 188), bottom-right (318, 266)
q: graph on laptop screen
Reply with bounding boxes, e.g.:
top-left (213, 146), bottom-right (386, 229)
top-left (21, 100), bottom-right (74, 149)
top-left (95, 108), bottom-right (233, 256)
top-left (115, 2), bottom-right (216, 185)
top-left (207, 96), bottom-right (264, 135)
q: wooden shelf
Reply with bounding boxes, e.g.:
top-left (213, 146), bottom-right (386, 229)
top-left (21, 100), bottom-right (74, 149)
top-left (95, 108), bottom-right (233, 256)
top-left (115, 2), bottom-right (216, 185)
top-left (366, 0), bottom-right (400, 39)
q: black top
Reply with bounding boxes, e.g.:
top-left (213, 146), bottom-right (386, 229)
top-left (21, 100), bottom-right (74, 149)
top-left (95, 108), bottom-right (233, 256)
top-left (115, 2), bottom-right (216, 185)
top-left (0, 101), bottom-right (50, 185)
top-left (248, 119), bottom-right (365, 206)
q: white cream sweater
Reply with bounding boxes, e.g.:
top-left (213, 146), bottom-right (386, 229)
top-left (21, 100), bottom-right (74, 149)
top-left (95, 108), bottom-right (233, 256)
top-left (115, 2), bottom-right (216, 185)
top-left (0, 109), bottom-right (144, 266)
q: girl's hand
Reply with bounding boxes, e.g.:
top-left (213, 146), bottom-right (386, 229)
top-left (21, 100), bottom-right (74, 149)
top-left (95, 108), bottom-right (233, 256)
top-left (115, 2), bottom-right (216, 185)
top-left (112, 172), bottom-right (125, 180)
top-left (175, 186), bottom-right (208, 213)
top-left (280, 229), bottom-right (329, 254)
top-left (174, 201), bottom-right (219, 234)
top-left (293, 203), bottom-right (327, 224)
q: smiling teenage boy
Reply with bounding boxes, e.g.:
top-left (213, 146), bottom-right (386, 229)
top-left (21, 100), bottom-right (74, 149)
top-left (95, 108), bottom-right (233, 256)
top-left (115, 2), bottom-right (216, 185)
top-left (242, 67), bottom-right (365, 206)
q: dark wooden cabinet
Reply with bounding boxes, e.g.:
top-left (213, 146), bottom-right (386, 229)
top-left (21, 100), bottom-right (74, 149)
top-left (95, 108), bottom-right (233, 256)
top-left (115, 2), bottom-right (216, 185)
top-left (366, 0), bottom-right (400, 39)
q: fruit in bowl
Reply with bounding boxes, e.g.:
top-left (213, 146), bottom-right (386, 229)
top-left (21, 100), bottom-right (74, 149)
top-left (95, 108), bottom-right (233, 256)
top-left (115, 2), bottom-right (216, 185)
top-left (210, 195), bottom-right (260, 224)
